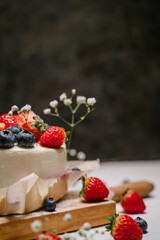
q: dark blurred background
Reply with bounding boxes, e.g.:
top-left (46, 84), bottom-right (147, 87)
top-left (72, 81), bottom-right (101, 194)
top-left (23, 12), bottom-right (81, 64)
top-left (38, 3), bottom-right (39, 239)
top-left (0, 0), bottom-right (160, 160)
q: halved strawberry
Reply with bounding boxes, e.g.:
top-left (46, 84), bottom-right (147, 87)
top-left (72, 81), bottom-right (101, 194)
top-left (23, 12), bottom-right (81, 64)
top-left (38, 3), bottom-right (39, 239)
top-left (17, 110), bottom-right (36, 127)
top-left (0, 123), bottom-right (6, 131)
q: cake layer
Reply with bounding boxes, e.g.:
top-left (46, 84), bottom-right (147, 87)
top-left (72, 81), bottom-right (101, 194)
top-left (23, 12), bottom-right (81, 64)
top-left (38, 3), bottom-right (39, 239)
top-left (0, 144), bottom-right (67, 188)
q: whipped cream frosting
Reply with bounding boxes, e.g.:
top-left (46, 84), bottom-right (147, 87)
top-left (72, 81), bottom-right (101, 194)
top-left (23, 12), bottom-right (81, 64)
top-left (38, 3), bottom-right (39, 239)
top-left (0, 143), bottom-right (67, 188)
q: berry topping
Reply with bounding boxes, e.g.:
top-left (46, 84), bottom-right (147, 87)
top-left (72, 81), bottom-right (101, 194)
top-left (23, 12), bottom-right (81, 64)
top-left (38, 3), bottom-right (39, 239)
top-left (39, 126), bottom-right (66, 149)
top-left (135, 217), bottom-right (148, 233)
top-left (36, 233), bottom-right (61, 240)
top-left (0, 130), bottom-right (15, 148)
top-left (7, 126), bottom-right (22, 139)
top-left (72, 167), bottom-right (81, 171)
top-left (79, 176), bottom-right (109, 201)
top-left (44, 198), bottom-right (56, 212)
top-left (0, 113), bottom-right (15, 128)
top-left (17, 130), bottom-right (36, 148)
top-left (0, 123), bottom-right (6, 131)
top-left (120, 189), bottom-right (146, 214)
top-left (22, 122), bottom-right (41, 141)
top-left (106, 214), bottom-right (143, 240)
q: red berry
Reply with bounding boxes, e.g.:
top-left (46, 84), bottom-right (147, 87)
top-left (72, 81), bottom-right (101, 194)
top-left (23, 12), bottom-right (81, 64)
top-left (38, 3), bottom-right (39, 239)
top-left (39, 126), bottom-right (66, 149)
top-left (0, 113), bottom-right (15, 128)
top-left (22, 122), bottom-right (41, 141)
top-left (106, 214), bottom-right (143, 240)
top-left (36, 232), bottom-right (62, 240)
top-left (120, 190), bottom-right (146, 214)
top-left (80, 176), bottom-right (109, 201)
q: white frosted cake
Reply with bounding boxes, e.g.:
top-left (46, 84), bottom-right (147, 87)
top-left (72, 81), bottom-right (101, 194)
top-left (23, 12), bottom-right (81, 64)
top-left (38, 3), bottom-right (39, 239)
top-left (0, 143), bottom-right (67, 189)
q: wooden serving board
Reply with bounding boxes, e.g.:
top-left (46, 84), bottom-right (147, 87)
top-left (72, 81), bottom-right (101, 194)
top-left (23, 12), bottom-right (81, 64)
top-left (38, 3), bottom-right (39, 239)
top-left (0, 191), bottom-right (115, 240)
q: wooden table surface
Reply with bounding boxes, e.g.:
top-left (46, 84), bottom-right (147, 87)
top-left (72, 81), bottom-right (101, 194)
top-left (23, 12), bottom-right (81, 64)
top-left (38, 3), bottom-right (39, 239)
top-left (59, 160), bottom-right (160, 240)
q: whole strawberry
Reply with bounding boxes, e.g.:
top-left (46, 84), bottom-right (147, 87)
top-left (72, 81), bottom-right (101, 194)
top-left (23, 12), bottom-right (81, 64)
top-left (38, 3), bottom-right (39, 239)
top-left (120, 189), bottom-right (146, 214)
top-left (0, 113), bottom-right (15, 128)
top-left (79, 176), bottom-right (109, 201)
top-left (36, 232), bottom-right (62, 240)
top-left (39, 126), bottom-right (66, 149)
top-left (106, 214), bottom-right (143, 240)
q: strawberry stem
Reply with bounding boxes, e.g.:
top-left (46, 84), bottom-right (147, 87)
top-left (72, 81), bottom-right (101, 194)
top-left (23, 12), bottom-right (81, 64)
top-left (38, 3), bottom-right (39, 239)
top-left (79, 176), bottom-right (87, 197)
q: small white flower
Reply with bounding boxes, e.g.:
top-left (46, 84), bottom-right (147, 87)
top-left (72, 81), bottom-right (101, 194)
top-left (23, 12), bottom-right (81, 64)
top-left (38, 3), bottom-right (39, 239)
top-left (59, 93), bottom-right (67, 101)
top-left (69, 149), bottom-right (77, 157)
top-left (43, 108), bottom-right (51, 115)
top-left (50, 100), bottom-right (58, 108)
top-left (87, 97), bottom-right (96, 106)
top-left (38, 234), bottom-right (46, 240)
top-left (72, 89), bottom-right (76, 95)
top-left (63, 213), bottom-right (72, 222)
top-left (20, 104), bottom-right (31, 112)
top-left (77, 151), bottom-right (86, 160)
top-left (62, 233), bottom-right (71, 240)
top-left (81, 222), bottom-right (91, 231)
top-left (76, 96), bottom-right (86, 105)
top-left (11, 105), bottom-right (19, 112)
top-left (8, 110), bottom-right (13, 116)
top-left (64, 98), bottom-right (72, 106)
top-left (31, 220), bottom-right (42, 232)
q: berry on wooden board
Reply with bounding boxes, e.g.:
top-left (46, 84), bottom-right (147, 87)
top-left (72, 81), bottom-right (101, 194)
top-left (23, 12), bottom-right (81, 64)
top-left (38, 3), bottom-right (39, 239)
top-left (79, 176), bottom-right (109, 201)
top-left (44, 198), bottom-right (56, 212)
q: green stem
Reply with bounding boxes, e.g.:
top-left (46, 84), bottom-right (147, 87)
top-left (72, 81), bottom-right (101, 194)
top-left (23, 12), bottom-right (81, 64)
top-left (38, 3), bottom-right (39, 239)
top-left (74, 108), bottom-right (94, 126)
top-left (50, 113), bottom-right (71, 127)
top-left (67, 112), bottom-right (75, 154)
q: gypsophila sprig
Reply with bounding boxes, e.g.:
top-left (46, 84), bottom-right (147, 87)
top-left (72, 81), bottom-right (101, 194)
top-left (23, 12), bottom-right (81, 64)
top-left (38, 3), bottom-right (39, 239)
top-left (8, 110), bottom-right (13, 116)
top-left (50, 100), bottom-right (58, 108)
top-left (31, 220), bottom-right (42, 232)
top-left (59, 93), bottom-right (67, 101)
top-left (20, 104), bottom-right (31, 113)
top-left (43, 89), bottom-right (96, 156)
top-left (43, 108), bottom-right (51, 115)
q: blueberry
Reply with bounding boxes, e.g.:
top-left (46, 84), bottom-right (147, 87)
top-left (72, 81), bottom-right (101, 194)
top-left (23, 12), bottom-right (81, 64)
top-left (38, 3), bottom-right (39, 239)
top-left (44, 198), bottom-right (56, 212)
top-left (72, 168), bottom-right (81, 171)
top-left (17, 130), bottom-right (35, 148)
top-left (0, 130), bottom-right (15, 148)
top-left (135, 217), bottom-right (148, 233)
top-left (7, 126), bottom-right (22, 139)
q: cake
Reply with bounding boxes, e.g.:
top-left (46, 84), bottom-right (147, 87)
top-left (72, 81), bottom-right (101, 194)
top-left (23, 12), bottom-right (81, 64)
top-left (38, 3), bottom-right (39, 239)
top-left (0, 109), bottom-right (74, 215)
top-left (0, 143), bottom-right (67, 189)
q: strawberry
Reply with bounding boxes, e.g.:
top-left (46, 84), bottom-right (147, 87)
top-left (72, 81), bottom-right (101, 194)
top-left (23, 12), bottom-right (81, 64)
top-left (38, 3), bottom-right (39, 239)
top-left (106, 214), bottom-right (143, 240)
top-left (36, 232), bottom-right (62, 240)
top-left (0, 123), bottom-right (6, 131)
top-left (12, 114), bottom-right (19, 124)
top-left (39, 126), bottom-right (66, 149)
top-left (79, 176), bottom-right (109, 201)
top-left (120, 189), bottom-right (146, 214)
top-left (22, 122), bottom-right (41, 141)
top-left (16, 110), bottom-right (36, 127)
top-left (0, 113), bottom-right (15, 128)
